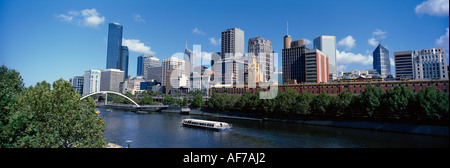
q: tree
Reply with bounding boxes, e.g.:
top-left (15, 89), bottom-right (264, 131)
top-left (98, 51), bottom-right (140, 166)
top-left (2, 79), bottom-right (106, 148)
top-left (414, 87), bottom-right (448, 121)
top-left (190, 94), bottom-right (204, 108)
top-left (162, 96), bottom-right (176, 105)
top-left (382, 86), bottom-right (414, 119)
top-left (274, 88), bottom-right (299, 115)
top-left (332, 91), bottom-right (355, 117)
top-left (358, 85), bottom-right (385, 118)
top-left (310, 92), bottom-right (334, 116)
top-left (0, 65), bottom-right (25, 145)
top-left (139, 95), bottom-right (157, 105)
top-left (295, 91), bottom-right (314, 116)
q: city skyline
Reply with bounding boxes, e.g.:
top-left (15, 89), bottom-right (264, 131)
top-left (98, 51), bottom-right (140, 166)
top-left (0, 0), bottom-right (448, 87)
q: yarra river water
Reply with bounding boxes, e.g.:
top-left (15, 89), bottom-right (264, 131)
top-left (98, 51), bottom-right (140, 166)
top-left (97, 108), bottom-right (448, 148)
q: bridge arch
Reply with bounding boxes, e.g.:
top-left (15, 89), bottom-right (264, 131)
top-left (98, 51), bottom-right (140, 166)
top-left (80, 91), bottom-right (140, 107)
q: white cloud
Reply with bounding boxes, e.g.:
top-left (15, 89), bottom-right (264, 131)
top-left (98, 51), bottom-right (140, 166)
top-left (368, 29), bottom-right (387, 47)
top-left (336, 50), bottom-right (373, 66)
top-left (337, 65), bottom-right (348, 73)
top-left (303, 39), bottom-right (312, 45)
top-left (57, 14), bottom-right (73, 22)
top-left (415, 0), bottom-right (449, 16)
top-left (372, 29), bottom-right (387, 38)
top-left (390, 58), bottom-right (395, 67)
top-left (81, 9), bottom-right (105, 28)
top-left (56, 8), bottom-right (105, 28)
top-left (337, 35), bottom-right (356, 50)
top-left (122, 38), bottom-right (155, 55)
top-left (133, 14), bottom-right (145, 23)
top-left (209, 37), bottom-right (220, 46)
top-left (192, 27), bottom-right (206, 35)
top-left (368, 37), bottom-right (378, 47)
top-left (435, 27), bottom-right (449, 50)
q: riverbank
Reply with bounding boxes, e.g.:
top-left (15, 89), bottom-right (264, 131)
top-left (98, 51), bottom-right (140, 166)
top-left (189, 109), bottom-right (449, 137)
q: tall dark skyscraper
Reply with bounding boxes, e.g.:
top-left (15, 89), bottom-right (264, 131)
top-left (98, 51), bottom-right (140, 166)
top-left (106, 23), bottom-right (128, 79)
top-left (373, 43), bottom-right (391, 77)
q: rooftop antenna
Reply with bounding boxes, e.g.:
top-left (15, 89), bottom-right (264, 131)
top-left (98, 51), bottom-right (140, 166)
top-left (286, 21), bottom-right (289, 35)
top-left (185, 41), bottom-right (188, 49)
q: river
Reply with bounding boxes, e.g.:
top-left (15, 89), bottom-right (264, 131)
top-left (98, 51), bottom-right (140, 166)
top-left (97, 108), bottom-right (448, 148)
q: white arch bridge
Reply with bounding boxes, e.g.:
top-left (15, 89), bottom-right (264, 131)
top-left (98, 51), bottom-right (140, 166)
top-left (80, 91), bottom-right (140, 107)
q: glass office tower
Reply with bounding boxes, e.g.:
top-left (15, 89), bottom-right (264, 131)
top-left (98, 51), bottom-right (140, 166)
top-left (121, 46), bottom-right (129, 80)
top-left (314, 35), bottom-right (337, 80)
top-left (106, 23), bottom-right (123, 69)
top-left (106, 22), bottom-right (128, 80)
top-left (373, 44), bottom-right (391, 76)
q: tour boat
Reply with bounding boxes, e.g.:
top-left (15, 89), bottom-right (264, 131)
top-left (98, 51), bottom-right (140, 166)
top-left (181, 119), bottom-right (232, 130)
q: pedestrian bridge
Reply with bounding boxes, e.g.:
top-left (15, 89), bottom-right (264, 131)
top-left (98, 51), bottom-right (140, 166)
top-left (80, 91), bottom-right (140, 107)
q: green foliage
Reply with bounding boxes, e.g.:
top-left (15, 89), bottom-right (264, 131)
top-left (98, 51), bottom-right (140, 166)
top-left (274, 89), bottom-right (299, 115)
top-left (382, 86), bottom-right (415, 119)
top-left (162, 96), bottom-right (176, 105)
top-left (206, 85), bottom-right (448, 124)
top-left (0, 65), bottom-right (25, 128)
top-left (331, 91), bottom-right (355, 117)
top-left (310, 92), bottom-right (333, 116)
top-left (414, 87), bottom-right (449, 121)
top-left (139, 95), bottom-right (158, 105)
top-left (1, 78), bottom-right (106, 148)
top-left (357, 85), bottom-right (385, 118)
top-left (176, 97), bottom-right (188, 107)
top-left (190, 94), bottom-right (204, 108)
top-left (294, 91), bottom-right (314, 116)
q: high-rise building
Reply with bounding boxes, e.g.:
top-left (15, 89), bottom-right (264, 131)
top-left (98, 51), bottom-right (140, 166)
top-left (221, 28), bottom-right (245, 59)
top-left (106, 23), bottom-right (128, 80)
top-left (305, 49), bottom-right (329, 83)
top-left (82, 70), bottom-right (101, 96)
top-left (283, 32), bottom-right (329, 84)
top-left (161, 57), bottom-right (185, 86)
top-left (314, 35), bottom-right (337, 80)
top-left (146, 66), bottom-right (162, 82)
top-left (394, 51), bottom-right (413, 79)
top-left (137, 54), bottom-right (160, 76)
top-left (121, 46), bottom-right (129, 79)
top-left (100, 69), bottom-right (124, 93)
top-left (106, 23), bottom-right (123, 70)
top-left (248, 37), bottom-right (273, 82)
top-left (282, 38), bottom-right (309, 84)
top-left (413, 48), bottom-right (448, 80)
top-left (373, 44), bottom-right (391, 77)
top-left (70, 76), bottom-right (84, 95)
top-left (184, 44), bottom-right (195, 77)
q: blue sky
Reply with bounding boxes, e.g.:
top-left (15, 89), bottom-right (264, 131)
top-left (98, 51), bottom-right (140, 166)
top-left (0, 0), bottom-right (448, 87)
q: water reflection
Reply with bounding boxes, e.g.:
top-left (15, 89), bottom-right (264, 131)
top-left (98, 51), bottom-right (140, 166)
top-left (98, 108), bottom-right (448, 148)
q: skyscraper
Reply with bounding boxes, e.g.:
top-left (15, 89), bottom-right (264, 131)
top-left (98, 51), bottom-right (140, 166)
top-left (394, 51), bottom-right (413, 79)
top-left (161, 57), bottom-right (185, 86)
top-left (221, 28), bottom-right (245, 59)
top-left (283, 37), bottom-right (309, 84)
top-left (121, 46), bottom-right (129, 79)
top-left (100, 69), bottom-right (124, 93)
top-left (248, 37), bottom-right (273, 82)
top-left (413, 48), bottom-right (448, 80)
top-left (82, 70), bottom-right (101, 96)
top-left (373, 44), bottom-right (391, 77)
top-left (314, 35), bottom-right (337, 80)
top-left (106, 23), bottom-right (128, 80)
top-left (137, 54), bottom-right (160, 76)
top-left (220, 28), bottom-right (245, 84)
top-left (305, 49), bottom-right (329, 83)
top-left (106, 23), bottom-right (123, 69)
